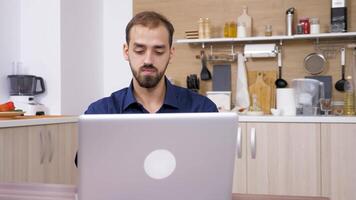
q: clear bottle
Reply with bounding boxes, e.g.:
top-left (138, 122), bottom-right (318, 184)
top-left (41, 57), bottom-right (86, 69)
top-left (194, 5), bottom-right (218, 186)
top-left (204, 18), bottom-right (211, 38)
top-left (198, 18), bottom-right (204, 39)
top-left (343, 76), bottom-right (355, 115)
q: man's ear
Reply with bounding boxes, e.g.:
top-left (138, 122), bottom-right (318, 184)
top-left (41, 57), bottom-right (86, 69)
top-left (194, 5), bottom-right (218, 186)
top-left (169, 46), bottom-right (175, 63)
top-left (123, 43), bottom-right (129, 61)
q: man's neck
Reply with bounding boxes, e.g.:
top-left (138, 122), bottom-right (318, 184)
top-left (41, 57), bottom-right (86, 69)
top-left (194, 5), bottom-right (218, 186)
top-left (133, 78), bottom-right (166, 113)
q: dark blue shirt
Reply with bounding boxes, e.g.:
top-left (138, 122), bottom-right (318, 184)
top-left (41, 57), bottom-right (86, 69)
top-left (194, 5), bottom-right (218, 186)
top-left (85, 77), bottom-right (218, 114)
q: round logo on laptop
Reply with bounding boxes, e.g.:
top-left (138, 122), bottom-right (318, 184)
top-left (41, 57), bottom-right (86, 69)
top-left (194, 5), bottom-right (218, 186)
top-left (144, 149), bottom-right (176, 179)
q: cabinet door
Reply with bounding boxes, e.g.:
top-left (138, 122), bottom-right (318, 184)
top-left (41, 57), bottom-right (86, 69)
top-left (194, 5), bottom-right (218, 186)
top-left (27, 125), bottom-right (47, 183)
top-left (246, 122), bottom-right (321, 196)
top-left (0, 127), bottom-right (29, 182)
top-left (46, 123), bottom-right (78, 185)
top-left (232, 122), bottom-right (247, 193)
top-left (321, 123), bottom-right (356, 200)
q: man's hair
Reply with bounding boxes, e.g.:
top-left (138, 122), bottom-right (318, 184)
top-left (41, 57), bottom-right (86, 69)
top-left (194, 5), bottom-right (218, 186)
top-left (125, 11), bottom-right (175, 47)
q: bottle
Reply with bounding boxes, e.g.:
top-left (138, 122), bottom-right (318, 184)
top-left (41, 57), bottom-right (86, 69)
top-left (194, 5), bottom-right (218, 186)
top-left (204, 18), bottom-right (211, 38)
top-left (237, 22), bottom-right (246, 38)
top-left (343, 76), bottom-right (355, 115)
top-left (224, 22), bottom-right (229, 37)
top-left (310, 18), bottom-right (320, 34)
top-left (237, 6), bottom-right (252, 37)
top-left (229, 21), bottom-right (237, 37)
top-left (198, 18), bottom-right (204, 39)
top-left (286, 7), bottom-right (295, 36)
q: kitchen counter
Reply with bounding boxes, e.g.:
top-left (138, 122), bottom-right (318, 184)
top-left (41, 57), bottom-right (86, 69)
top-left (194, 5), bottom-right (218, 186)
top-left (239, 115), bottom-right (356, 123)
top-left (0, 116), bottom-right (78, 128)
top-left (1, 115), bottom-right (356, 128)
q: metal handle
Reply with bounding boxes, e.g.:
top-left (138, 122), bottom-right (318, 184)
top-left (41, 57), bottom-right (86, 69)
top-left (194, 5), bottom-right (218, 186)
top-left (40, 131), bottom-right (46, 164)
top-left (237, 127), bottom-right (242, 158)
top-left (250, 128), bottom-right (256, 159)
top-left (48, 130), bottom-right (54, 163)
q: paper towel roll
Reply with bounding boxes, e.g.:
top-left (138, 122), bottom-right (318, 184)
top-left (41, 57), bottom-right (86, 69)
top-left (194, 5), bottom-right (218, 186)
top-left (277, 88), bottom-right (296, 116)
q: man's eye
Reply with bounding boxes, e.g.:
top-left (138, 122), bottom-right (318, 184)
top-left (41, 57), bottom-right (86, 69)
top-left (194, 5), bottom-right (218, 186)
top-left (134, 50), bottom-right (144, 54)
top-left (155, 51), bottom-right (164, 55)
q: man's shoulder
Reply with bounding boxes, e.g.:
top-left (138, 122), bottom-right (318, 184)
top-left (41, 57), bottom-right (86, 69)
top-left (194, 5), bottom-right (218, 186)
top-left (85, 87), bottom-right (129, 114)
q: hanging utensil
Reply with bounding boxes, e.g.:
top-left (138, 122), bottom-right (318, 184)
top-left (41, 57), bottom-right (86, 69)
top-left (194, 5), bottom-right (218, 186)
top-left (275, 49), bottom-right (288, 88)
top-left (200, 50), bottom-right (212, 80)
top-left (304, 52), bottom-right (327, 75)
top-left (335, 48), bottom-right (347, 92)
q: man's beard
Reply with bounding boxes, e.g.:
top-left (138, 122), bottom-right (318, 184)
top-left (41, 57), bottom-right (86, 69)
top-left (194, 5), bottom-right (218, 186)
top-left (130, 62), bottom-right (168, 88)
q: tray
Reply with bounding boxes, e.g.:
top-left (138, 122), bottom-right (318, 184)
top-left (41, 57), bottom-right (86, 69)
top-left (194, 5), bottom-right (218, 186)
top-left (0, 111), bottom-right (25, 118)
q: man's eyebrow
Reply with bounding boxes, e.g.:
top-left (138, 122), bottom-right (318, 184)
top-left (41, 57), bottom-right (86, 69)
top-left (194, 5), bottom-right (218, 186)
top-left (153, 45), bottom-right (166, 49)
top-left (133, 43), bottom-right (145, 48)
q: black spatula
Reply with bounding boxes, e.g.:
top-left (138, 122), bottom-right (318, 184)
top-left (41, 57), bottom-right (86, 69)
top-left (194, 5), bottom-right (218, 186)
top-left (200, 50), bottom-right (212, 80)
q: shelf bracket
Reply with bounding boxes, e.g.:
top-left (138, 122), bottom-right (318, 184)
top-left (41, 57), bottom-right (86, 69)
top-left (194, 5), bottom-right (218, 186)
top-left (201, 42), bottom-right (205, 49)
top-left (279, 40), bottom-right (283, 46)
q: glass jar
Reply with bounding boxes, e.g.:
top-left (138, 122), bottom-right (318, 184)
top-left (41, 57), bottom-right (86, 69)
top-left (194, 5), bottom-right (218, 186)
top-left (299, 18), bottom-right (310, 34)
top-left (332, 101), bottom-right (344, 116)
top-left (265, 24), bottom-right (272, 36)
top-left (310, 18), bottom-right (320, 34)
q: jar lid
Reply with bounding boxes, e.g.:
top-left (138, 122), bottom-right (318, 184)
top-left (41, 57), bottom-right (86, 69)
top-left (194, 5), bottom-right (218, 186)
top-left (332, 101), bottom-right (344, 106)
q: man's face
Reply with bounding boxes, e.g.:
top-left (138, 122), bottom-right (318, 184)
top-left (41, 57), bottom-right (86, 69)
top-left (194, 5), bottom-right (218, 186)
top-left (124, 24), bottom-right (174, 88)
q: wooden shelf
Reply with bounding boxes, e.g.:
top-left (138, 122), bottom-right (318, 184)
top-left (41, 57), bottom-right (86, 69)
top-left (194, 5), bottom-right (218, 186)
top-left (175, 32), bottom-right (356, 45)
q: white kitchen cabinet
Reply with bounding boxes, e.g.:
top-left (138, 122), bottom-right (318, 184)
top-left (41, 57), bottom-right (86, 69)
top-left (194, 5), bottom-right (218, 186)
top-left (232, 122), bottom-right (247, 193)
top-left (0, 123), bottom-right (78, 185)
top-left (233, 122), bottom-right (321, 196)
top-left (321, 123), bottom-right (356, 200)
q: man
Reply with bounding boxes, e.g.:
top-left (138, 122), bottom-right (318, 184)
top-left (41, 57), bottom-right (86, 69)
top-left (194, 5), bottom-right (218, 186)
top-left (85, 11), bottom-right (218, 114)
top-left (76, 11), bottom-right (217, 166)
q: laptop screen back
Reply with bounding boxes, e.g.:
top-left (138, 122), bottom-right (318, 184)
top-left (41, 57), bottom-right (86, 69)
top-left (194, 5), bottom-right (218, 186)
top-left (78, 113), bottom-right (237, 200)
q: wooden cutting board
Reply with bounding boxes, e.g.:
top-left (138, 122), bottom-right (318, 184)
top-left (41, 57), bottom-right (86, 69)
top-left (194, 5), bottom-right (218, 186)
top-left (248, 71), bottom-right (277, 114)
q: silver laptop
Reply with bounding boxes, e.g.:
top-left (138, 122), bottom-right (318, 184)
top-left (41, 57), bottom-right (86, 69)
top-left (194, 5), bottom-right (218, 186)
top-left (78, 113), bottom-right (237, 200)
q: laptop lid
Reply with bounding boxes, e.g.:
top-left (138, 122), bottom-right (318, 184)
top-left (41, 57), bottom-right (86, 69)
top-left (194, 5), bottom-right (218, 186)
top-left (78, 113), bottom-right (237, 200)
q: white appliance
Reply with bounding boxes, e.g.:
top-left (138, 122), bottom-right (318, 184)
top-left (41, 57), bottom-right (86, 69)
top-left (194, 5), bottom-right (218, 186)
top-left (8, 75), bottom-right (47, 115)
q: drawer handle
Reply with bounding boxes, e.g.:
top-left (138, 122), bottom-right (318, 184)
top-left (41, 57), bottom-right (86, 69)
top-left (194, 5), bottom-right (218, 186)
top-left (237, 127), bottom-right (242, 158)
top-left (251, 128), bottom-right (256, 159)
top-left (40, 131), bottom-right (46, 164)
top-left (48, 131), bottom-right (54, 163)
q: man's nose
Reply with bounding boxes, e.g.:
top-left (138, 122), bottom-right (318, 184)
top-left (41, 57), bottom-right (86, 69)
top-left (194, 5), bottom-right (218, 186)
top-left (144, 50), bottom-right (154, 64)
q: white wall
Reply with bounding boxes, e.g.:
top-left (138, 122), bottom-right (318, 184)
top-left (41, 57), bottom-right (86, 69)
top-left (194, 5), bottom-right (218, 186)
top-left (61, 0), bottom-right (104, 115)
top-left (0, 0), bottom-right (21, 103)
top-left (20, 0), bottom-right (61, 114)
top-left (0, 0), bottom-right (132, 114)
top-left (103, 0), bottom-right (133, 96)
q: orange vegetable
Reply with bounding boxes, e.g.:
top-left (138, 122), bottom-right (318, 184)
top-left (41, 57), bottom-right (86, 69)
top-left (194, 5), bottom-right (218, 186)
top-left (0, 101), bottom-right (15, 112)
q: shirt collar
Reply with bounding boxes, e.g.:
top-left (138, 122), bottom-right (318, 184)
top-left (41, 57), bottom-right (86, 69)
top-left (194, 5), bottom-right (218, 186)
top-left (123, 77), bottom-right (179, 111)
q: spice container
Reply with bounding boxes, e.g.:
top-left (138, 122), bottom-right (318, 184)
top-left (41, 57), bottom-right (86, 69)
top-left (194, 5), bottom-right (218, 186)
top-left (310, 18), bottom-right (320, 34)
top-left (198, 18), bottom-right (204, 39)
top-left (332, 101), bottom-right (344, 116)
top-left (299, 18), bottom-right (310, 34)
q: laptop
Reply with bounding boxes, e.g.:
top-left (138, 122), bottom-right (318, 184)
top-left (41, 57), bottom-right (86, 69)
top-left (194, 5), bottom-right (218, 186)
top-left (78, 113), bottom-right (237, 200)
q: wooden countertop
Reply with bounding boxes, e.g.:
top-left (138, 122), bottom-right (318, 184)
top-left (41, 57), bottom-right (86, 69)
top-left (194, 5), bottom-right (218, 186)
top-left (0, 115), bottom-right (78, 128)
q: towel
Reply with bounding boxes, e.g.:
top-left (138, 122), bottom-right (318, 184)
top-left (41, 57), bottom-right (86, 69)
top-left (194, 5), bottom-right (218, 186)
top-left (236, 53), bottom-right (250, 109)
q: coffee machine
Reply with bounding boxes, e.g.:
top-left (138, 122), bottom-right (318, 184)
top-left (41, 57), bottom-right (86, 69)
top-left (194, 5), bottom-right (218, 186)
top-left (8, 75), bottom-right (47, 115)
top-left (292, 78), bottom-right (324, 115)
